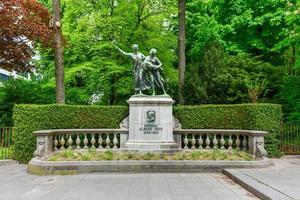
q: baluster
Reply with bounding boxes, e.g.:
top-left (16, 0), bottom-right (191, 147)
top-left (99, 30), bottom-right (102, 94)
top-left (235, 134), bottom-right (241, 150)
top-left (228, 135), bottom-right (233, 150)
top-left (76, 134), bottom-right (81, 149)
top-left (54, 135), bottom-right (58, 151)
top-left (113, 133), bottom-right (118, 149)
top-left (183, 134), bottom-right (188, 149)
top-left (106, 133), bottom-right (110, 149)
top-left (68, 134), bottom-right (73, 149)
top-left (91, 134), bottom-right (96, 149)
top-left (220, 134), bottom-right (225, 150)
top-left (242, 135), bottom-right (247, 151)
top-left (198, 134), bottom-right (203, 149)
top-left (60, 135), bottom-right (65, 150)
top-left (213, 134), bottom-right (218, 149)
top-left (191, 134), bottom-right (196, 149)
top-left (83, 134), bottom-right (88, 149)
top-left (205, 134), bottom-right (211, 149)
top-left (98, 134), bottom-right (103, 149)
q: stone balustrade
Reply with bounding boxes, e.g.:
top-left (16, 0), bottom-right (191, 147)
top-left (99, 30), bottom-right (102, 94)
top-left (173, 129), bottom-right (268, 158)
top-left (33, 128), bottom-right (268, 159)
top-left (33, 129), bottom-right (128, 158)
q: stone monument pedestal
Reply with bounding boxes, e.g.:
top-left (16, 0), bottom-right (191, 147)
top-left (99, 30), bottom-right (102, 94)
top-left (125, 95), bottom-right (179, 152)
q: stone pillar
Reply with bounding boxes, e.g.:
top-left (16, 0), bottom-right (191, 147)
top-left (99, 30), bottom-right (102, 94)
top-left (125, 95), bottom-right (179, 151)
top-left (33, 132), bottom-right (53, 158)
top-left (248, 132), bottom-right (268, 158)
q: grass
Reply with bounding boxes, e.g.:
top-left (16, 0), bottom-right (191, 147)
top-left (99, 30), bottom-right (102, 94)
top-left (48, 149), bottom-right (254, 161)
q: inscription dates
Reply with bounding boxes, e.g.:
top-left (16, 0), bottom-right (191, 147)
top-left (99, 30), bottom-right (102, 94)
top-left (139, 124), bottom-right (163, 134)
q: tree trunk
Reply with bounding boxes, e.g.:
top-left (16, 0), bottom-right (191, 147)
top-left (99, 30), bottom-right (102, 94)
top-left (52, 0), bottom-right (65, 104)
top-left (178, 0), bottom-right (186, 105)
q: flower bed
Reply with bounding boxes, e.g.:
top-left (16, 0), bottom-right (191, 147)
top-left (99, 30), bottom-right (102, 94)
top-left (49, 149), bottom-right (254, 161)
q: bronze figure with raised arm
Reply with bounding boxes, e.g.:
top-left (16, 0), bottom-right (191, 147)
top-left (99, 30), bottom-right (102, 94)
top-left (112, 41), bottom-right (148, 94)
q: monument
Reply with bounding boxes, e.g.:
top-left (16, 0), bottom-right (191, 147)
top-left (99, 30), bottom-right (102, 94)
top-left (113, 42), bottom-right (179, 151)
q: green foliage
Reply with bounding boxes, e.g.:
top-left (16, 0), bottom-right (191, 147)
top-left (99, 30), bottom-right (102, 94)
top-left (215, 0), bottom-right (298, 66)
top-left (48, 149), bottom-right (254, 161)
top-left (184, 42), bottom-right (282, 104)
top-left (0, 78), bottom-right (55, 127)
top-left (184, 0), bottom-right (299, 119)
top-left (172, 150), bottom-right (252, 161)
top-left (174, 104), bottom-right (283, 157)
top-left (36, 0), bottom-right (178, 104)
top-left (0, 78), bottom-right (100, 127)
top-left (13, 104), bottom-right (128, 163)
top-left (277, 74), bottom-right (300, 122)
top-left (0, 146), bottom-right (14, 160)
top-left (32, 0), bottom-right (299, 121)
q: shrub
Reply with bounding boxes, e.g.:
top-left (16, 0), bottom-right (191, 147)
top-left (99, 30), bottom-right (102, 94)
top-left (174, 103), bottom-right (283, 157)
top-left (13, 103), bottom-right (282, 163)
top-left (13, 104), bottom-right (128, 163)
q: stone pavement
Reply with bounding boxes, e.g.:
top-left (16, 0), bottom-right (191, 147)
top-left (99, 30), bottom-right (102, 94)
top-left (225, 157), bottom-right (300, 200)
top-left (0, 164), bottom-right (257, 200)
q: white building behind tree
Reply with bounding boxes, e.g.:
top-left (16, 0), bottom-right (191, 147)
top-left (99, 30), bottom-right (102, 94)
top-left (0, 68), bottom-right (31, 85)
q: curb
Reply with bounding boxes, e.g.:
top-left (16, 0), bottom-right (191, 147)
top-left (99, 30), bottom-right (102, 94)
top-left (223, 169), bottom-right (293, 200)
top-left (282, 155), bottom-right (300, 159)
top-left (0, 160), bottom-right (18, 166)
top-left (28, 158), bottom-right (273, 175)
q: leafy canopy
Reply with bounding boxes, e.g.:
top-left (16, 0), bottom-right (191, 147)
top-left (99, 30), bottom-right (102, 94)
top-left (0, 0), bottom-right (53, 72)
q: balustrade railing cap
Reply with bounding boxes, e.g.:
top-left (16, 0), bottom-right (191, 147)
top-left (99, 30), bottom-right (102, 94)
top-left (34, 129), bottom-right (128, 136)
top-left (173, 129), bottom-right (268, 136)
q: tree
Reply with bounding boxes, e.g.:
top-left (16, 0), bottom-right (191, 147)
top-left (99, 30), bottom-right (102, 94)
top-left (178, 0), bottom-right (186, 104)
top-left (36, 0), bottom-right (178, 105)
top-left (184, 41), bottom-right (280, 105)
top-left (0, 78), bottom-right (55, 127)
top-left (275, 1), bottom-right (300, 74)
top-left (0, 0), bottom-right (53, 72)
top-left (52, 0), bottom-right (65, 104)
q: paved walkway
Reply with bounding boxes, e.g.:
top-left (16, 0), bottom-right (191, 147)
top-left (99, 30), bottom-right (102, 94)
top-left (225, 157), bottom-right (300, 200)
top-left (0, 164), bottom-right (257, 200)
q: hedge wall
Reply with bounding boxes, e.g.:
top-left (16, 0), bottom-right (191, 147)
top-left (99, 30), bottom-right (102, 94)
top-left (174, 104), bottom-right (283, 157)
top-left (13, 103), bottom-right (282, 163)
top-left (13, 104), bottom-right (128, 163)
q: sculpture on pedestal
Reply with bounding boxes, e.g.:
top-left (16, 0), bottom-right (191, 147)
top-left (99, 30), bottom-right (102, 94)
top-left (112, 41), bottom-right (166, 95)
top-left (144, 49), bottom-right (166, 95)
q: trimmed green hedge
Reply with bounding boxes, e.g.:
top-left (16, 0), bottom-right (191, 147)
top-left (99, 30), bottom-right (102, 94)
top-left (174, 104), bottom-right (283, 157)
top-left (13, 104), bottom-right (128, 163)
top-left (13, 103), bottom-right (282, 163)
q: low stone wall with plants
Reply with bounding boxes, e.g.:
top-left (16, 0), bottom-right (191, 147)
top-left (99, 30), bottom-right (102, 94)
top-left (13, 104), bottom-right (128, 163)
top-left (174, 104), bottom-right (283, 157)
top-left (13, 103), bottom-right (282, 163)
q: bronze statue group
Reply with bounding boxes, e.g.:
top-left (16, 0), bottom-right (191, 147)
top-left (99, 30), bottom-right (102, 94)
top-left (113, 42), bottom-right (166, 95)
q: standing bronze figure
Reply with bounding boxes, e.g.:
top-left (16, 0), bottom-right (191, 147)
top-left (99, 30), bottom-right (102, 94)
top-left (144, 49), bottom-right (166, 95)
top-left (113, 42), bottom-right (148, 94)
top-left (113, 42), bottom-right (167, 95)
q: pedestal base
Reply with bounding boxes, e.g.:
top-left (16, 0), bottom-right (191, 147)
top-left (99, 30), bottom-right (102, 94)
top-left (125, 95), bottom-right (179, 152)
